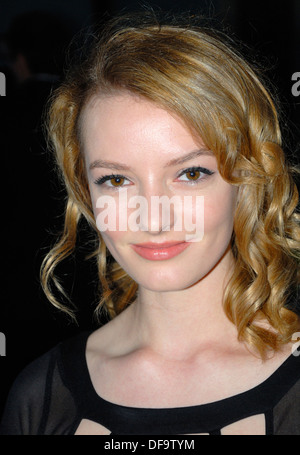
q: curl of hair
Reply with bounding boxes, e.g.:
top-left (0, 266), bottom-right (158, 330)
top-left (41, 12), bottom-right (300, 357)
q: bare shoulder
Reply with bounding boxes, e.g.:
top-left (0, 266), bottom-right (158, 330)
top-left (86, 305), bottom-right (138, 365)
top-left (85, 312), bottom-right (295, 409)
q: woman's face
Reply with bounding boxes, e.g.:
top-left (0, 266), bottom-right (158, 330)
top-left (81, 92), bottom-right (238, 292)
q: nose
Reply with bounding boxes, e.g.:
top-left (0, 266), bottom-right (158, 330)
top-left (132, 182), bottom-right (177, 234)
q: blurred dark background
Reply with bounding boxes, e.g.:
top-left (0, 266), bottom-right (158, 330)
top-left (0, 0), bottom-right (299, 416)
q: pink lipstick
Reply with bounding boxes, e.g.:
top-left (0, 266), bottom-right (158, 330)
top-left (131, 241), bottom-right (190, 261)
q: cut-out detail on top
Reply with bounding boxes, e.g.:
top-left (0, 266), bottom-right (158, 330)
top-left (75, 419), bottom-right (111, 435)
top-left (60, 331), bottom-right (300, 435)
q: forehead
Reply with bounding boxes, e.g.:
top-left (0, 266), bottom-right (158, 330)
top-left (80, 92), bottom-right (206, 163)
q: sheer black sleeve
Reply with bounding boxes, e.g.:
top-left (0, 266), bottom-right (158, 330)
top-left (0, 347), bottom-right (55, 434)
top-left (0, 343), bottom-right (79, 435)
top-left (1, 330), bottom-right (299, 435)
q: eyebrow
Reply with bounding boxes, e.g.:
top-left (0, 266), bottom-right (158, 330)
top-left (89, 159), bottom-right (132, 171)
top-left (165, 148), bottom-right (214, 167)
top-left (88, 148), bottom-right (213, 171)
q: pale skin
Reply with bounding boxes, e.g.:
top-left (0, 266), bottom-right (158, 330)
top-left (76, 92), bottom-right (292, 435)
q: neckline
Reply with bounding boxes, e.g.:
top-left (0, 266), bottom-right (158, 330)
top-left (82, 331), bottom-right (299, 411)
top-left (62, 330), bottom-right (300, 434)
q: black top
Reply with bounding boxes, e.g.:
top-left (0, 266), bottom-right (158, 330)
top-left (0, 331), bottom-right (299, 435)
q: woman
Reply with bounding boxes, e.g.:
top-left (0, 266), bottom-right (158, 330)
top-left (1, 12), bottom-right (300, 435)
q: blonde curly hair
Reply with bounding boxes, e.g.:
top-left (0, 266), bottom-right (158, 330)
top-left (41, 13), bottom-right (300, 357)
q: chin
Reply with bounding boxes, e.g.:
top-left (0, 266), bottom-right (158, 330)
top-left (132, 267), bottom-right (201, 293)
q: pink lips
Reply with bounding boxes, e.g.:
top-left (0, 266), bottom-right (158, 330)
top-left (131, 241), bottom-right (190, 261)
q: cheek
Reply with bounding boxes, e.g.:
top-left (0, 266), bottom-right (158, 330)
top-left (175, 195), bottom-right (204, 242)
top-left (92, 192), bottom-right (122, 234)
top-left (90, 192), bottom-right (127, 256)
top-left (203, 189), bottom-right (237, 237)
top-left (100, 229), bottom-right (126, 265)
top-left (93, 201), bottom-right (123, 241)
top-left (92, 189), bottom-right (139, 234)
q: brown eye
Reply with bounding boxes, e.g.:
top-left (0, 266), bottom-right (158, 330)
top-left (176, 166), bottom-right (214, 183)
top-left (94, 174), bottom-right (130, 188)
top-left (185, 170), bottom-right (201, 181)
top-left (110, 176), bottom-right (125, 187)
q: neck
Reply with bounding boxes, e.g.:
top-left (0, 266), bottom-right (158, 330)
top-left (129, 249), bottom-right (238, 360)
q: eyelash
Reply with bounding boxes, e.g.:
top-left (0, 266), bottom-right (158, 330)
top-left (93, 166), bottom-right (214, 188)
top-left (94, 174), bottom-right (130, 187)
top-left (176, 166), bottom-right (215, 183)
